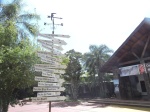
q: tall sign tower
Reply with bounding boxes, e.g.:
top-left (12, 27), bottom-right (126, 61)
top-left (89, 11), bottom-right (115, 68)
top-left (31, 13), bottom-right (70, 112)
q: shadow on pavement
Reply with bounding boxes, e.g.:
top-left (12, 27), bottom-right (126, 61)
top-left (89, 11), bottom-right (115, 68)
top-left (111, 105), bottom-right (150, 112)
top-left (51, 101), bottom-right (81, 107)
top-left (83, 103), bottom-right (108, 108)
top-left (51, 101), bottom-right (109, 108)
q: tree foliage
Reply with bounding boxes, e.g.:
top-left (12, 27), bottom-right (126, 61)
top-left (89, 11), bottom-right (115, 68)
top-left (83, 45), bottom-right (113, 97)
top-left (0, 1), bottom-right (40, 112)
top-left (83, 45), bottom-right (113, 73)
top-left (63, 49), bottom-right (82, 100)
top-left (0, 0), bottom-right (40, 38)
top-left (0, 20), bottom-right (39, 112)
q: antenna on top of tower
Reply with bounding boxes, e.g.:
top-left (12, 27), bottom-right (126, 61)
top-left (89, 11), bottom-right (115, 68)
top-left (44, 13), bottom-right (63, 34)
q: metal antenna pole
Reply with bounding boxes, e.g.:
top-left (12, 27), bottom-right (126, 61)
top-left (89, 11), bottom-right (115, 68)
top-left (52, 17), bottom-right (54, 34)
top-left (51, 13), bottom-right (55, 34)
top-left (49, 101), bottom-right (51, 112)
top-left (46, 13), bottom-right (63, 35)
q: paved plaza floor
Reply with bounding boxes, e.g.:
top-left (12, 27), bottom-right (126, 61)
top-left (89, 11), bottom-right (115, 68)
top-left (8, 101), bottom-right (150, 112)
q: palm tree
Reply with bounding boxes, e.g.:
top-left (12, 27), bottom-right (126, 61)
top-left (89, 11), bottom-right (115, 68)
top-left (0, 0), bottom-right (40, 39)
top-left (83, 44), bottom-right (113, 97)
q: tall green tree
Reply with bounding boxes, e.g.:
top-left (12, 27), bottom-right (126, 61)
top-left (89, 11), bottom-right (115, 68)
top-left (63, 49), bottom-right (82, 100)
top-left (0, 20), bottom-right (39, 112)
top-left (0, 1), bottom-right (40, 112)
top-left (0, 0), bottom-right (40, 38)
top-left (83, 45), bottom-right (113, 97)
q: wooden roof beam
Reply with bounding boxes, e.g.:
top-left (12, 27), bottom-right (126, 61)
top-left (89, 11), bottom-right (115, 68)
top-left (132, 33), bottom-right (147, 49)
top-left (117, 52), bottom-right (128, 63)
top-left (141, 34), bottom-right (150, 58)
top-left (119, 56), bottom-right (150, 66)
top-left (131, 51), bottom-right (140, 60)
top-left (119, 59), bottom-right (139, 66)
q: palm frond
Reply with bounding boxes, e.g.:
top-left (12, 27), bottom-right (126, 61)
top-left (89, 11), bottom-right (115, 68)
top-left (23, 22), bottom-right (39, 36)
top-left (83, 44), bottom-right (113, 76)
top-left (18, 13), bottom-right (40, 22)
top-left (89, 45), bottom-right (98, 53)
top-left (0, 0), bottom-right (40, 39)
top-left (1, 0), bottom-right (22, 20)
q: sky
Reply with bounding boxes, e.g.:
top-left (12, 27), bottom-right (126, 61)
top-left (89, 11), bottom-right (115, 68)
top-left (22, 0), bottom-right (150, 53)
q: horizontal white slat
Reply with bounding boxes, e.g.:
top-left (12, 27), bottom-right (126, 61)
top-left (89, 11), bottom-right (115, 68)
top-left (31, 96), bottom-right (66, 102)
top-left (38, 39), bottom-right (67, 45)
top-left (35, 76), bottom-right (58, 82)
top-left (33, 87), bottom-right (65, 92)
top-left (38, 82), bottom-right (61, 86)
top-left (37, 92), bottom-right (60, 97)
top-left (39, 33), bottom-right (70, 38)
top-left (34, 64), bottom-right (67, 69)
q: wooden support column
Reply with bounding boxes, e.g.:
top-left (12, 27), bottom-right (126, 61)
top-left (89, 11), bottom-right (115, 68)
top-left (140, 61), bottom-right (150, 99)
top-left (140, 34), bottom-right (150, 99)
top-left (112, 68), bottom-right (121, 99)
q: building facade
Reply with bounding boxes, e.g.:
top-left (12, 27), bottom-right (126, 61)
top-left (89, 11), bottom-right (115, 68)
top-left (100, 18), bottom-right (150, 100)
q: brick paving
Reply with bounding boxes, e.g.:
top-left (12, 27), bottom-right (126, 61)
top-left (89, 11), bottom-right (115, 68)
top-left (8, 101), bottom-right (150, 112)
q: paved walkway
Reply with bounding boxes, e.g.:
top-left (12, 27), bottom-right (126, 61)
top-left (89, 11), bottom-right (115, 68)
top-left (8, 101), bottom-right (150, 112)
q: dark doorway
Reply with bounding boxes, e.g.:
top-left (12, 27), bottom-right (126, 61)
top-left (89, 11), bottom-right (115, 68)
top-left (140, 81), bottom-right (147, 92)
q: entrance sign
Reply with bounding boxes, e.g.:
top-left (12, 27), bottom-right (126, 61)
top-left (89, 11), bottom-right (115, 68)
top-left (54, 70), bottom-right (65, 74)
top-left (35, 76), bottom-right (59, 82)
top-left (34, 67), bottom-right (55, 73)
top-left (34, 65), bottom-right (57, 69)
top-left (40, 58), bottom-right (60, 65)
top-left (35, 69), bottom-right (54, 73)
top-left (34, 19), bottom-right (70, 105)
top-left (142, 63), bottom-right (150, 73)
top-left (119, 65), bottom-right (139, 77)
top-left (35, 64), bottom-right (67, 69)
top-left (36, 65), bottom-right (66, 69)
top-left (32, 96), bottom-right (66, 102)
top-left (39, 33), bottom-right (70, 38)
top-left (41, 43), bottom-right (63, 51)
top-left (35, 76), bottom-right (64, 83)
top-left (35, 68), bottom-right (65, 74)
top-left (42, 72), bottom-right (59, 78)
top-left (38, 82), bottom-right (60, 86)
top-left (138, 63), bottom-right (147, 74)
top-left (41, 45), bottom-right (62, 54)
top-left (34, 67), bottom-right (65, 74)
top-left (119, 63), bottom-right (149, 77)
top-left (37, 39), bottom-right (67, 45)
top-left (37, 53), bottom-right (52, 58)
top-left (38, 33), bottom-right (54, 40)
top-left (33, 87), bottom-right (65, 92)
top-left (37, 53), bottom-right (62, 62)
top-left (37, 92), bottom-right (60, 97)
top-left (38, 51), bottom-right (65, 57)
top-left (42, 44), bottom-right (63, 51)
top-left (59, 79), bottom-right (65, 83)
